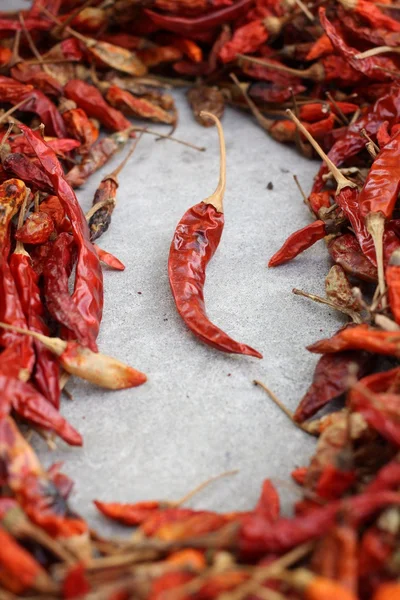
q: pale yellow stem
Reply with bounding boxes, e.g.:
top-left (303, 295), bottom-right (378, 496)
top-left (200, 111), bottom-right (226, 213)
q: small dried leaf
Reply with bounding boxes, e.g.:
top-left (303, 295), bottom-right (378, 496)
top-left (325, 265), bottom-right (362, 311)
top-left (187, 86), bottom-right (225, 127)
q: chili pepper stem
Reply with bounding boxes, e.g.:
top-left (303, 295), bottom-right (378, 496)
top-left (200, 111), bottom-right (226, 212)
top-left (286, 110), bottom-right (357, 194)
top-left (366, 212), bottom-right (387, 307)
top-left (230, 73), bottom-right (273, 132)
top-left (0, 322), bottom-right (66, 354)
top-left (292, 288), bottom-right (363, 323)
top-left (173, 469), bottom-right (239, 507)
top-left (132, 127), bottom-right (205, 151)
top-left (253, 380), bottom-right (317, 434)
top-left (237, 54), bottom-right (323, 81)
top-left (356, 46), bottom-right (400, 59)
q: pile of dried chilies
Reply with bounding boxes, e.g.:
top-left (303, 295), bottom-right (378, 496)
top-left (0, 0), bottom-right (399, 598)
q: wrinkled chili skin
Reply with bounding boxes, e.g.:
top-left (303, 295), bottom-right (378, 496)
top-left (43, 233), bottom-right (95, 349)
top-left (328, 234), bottom-right (378, 282)
top-left (359, 129), bottom-right (400, 222)
top-left (9, 252), bottom-right (60, 408)
top-left (294, 351), bottom-right (371, 423)
top-left (15, 212), bottom-right (55, 245)
top-left (89, 177), bottom-right (118, 241)
top-left (3, 154), bottom-right (54, 194)
top-left (313, 87), bottom-right (400, 192)
top-left (168, 202), bottom-right (262, 358)
top-left (145, 0), bottom-right (254, 36)
top-left (268, 220), bottom-right (327, 267)
top-left (66, 136), bottom-right (122, 189)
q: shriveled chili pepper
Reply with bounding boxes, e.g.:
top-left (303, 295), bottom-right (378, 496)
top-left (145, 0), bottom-right (254, 36)
top-left (338, 0), bottom-right (400, 32)
top-left (15, 211), bottom-right (55, 244)
top-left (104, 84), bottom-right (176, 126)
top-left (219, 16), bottom-right (286, 63)
top-left (328, 234), bottom-right (378, 282)
top-left (66, 127), bottom-right (133, 189)
top-left (294, 351), bottom-right (370, 423)
top-left (269, 220), bottom-right (330, 267)
top-left (64, 79), bottom-right (131, 132)
top-left (20, 123), bottom-right (103, 351)
top-left (0, 322), bottom-right (147, 390)
top-left (2, 152), bottom-right (54, 194)
top-left (59, 98), bottom-right (99, 156)
top-left (168, 111), bottom-right (262, 358)
top-left (299, 102), bottom-right (358, 123)
top-left (308, 325), bottom-right (400, 356)
top-left (306, 33), bottom-right (334, 60)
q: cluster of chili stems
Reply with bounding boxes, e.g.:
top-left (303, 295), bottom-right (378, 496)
top-left (0, 0), bottom-right (399, 598)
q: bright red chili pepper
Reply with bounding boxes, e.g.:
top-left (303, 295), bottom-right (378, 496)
top-left (168, 112), bottom-right (262, 358)
top-left (268, 220), bottom-right (328, 267)
top-left (60, 101), bottom-right (99, 155)
top-left (338, 0), bottom-right (400, 32)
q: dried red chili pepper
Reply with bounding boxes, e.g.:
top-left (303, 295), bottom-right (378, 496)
top-left (328, 234), bottom-right (378, 282)
top-left (219, 17), bottom-right (284, 63)
top-left (15, 211), bottom-right (55, 244)
top-left (10, 207), bottom-right (60, 407)
top-left (145, 0), bottom-right (253, 36)
top-left (309, 325), bottom-right (400, 356)
top-left (306, 32), bottom-right (334, 60)
top-left (338, 0), bottom-right (400, 32)
top-left (168, 112), bottom-right (262, 358)
top-left (0, 322), bottom-right (147, 390)
top-left (20, 124), bottom-right (103, 350)
top-left (94, 246), bottom-right (125, 271)
top-left (64, 79), bottom-right (131, 132)
top-left (268, 221), bottom-right (329, 267)
top-left (60, 99), bottom-right (99, 156)
top-left (105, 84), bottom-right (175, 125)
top-left (294, 351), bottom-right (370, 423)
top-left (2, 153), bottom-right (54, 194)
top-left (66, 127), bottom-right (133, 188)
top-left (299, 102), bottom-right (358, 123)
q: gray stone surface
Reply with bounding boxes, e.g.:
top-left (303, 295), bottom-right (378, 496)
top-left (5, 1), bottom-right (342, 534)
top-left (36, 96), bottom-right (342, 533)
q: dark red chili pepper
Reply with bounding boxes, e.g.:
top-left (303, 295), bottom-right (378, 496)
top-left (66, 127), bottom-right (132, 189)
top-left (2, 154), bottom-right (54, 194)
top-left (168, 112), bottom-right (262, 358)
top-left (294, 351), bottom-right (371, 423)
top-left (0, 374), bottom-right (81, 445)
top-left (42, 37), bottom-right (84, 63)
top-left (64, 79), bottom-right (131, 132)
top-left (338, 0), bottom-right (400, 32)
top-left (10, 237), bottom-right (60, 408)
top-left (268, 220), bottom-right (328, 267)
top-left (145, 0), bottom-right (254, 36)
top-left (328, 234), bottom-right (378, 282)
top-left (105, 84), bottom-right (175, 125)
top-left (60, 99), bottom-right (99, 155)
top-left (20, 124), bottom-right (103, 351)
top-left (10, 63), bottom-right (64, 98)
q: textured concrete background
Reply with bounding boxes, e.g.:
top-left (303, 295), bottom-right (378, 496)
top-left (8, 1), bottom-right (343, 534)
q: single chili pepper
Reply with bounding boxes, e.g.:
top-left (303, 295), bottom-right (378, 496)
top-left (338, 0), bottom-right (400, 32)
top-left (145, 0), bottom-right (254, 36)
top-left (219, 17), bottom-right (286, 63)
top-left (268, 221), bottom-right (330, 267)
top-left (309, 325), bottom-right (400, 356)
top-left (20, 123), bottom-right (103, 350)
top-left (64, 79), bottom-right (131, 132)
top-left (299, 102), bottom-right (358, 123)
top-left (66, 127), bottom-right (133, 188)
top-left (187, 85), bottom-right (225, 126)
top-left (104, 84), bottom-right (175, 125)
top-left (294, 351), bottom-right (370, 423)
top-left (94, 245), bottom-right (125, 271)
top-left (15, 211), bottom-right (55, 244)
top-left (168, 111), bottom-right (262, 358)
top-left (248, 81), bottom-right (306, 104)
top-left (94, 499), bottom-right (164, 526)
top-left (0, 322), bottom-right (147, 389)
top-left (239, 489), bottom-right (400, 555)
top-left (320, 9), bottom-right (400, 82)
top-left (0, 374), bottom-right (82, 445)
top-left (328, 234), bottom-right (378, 282)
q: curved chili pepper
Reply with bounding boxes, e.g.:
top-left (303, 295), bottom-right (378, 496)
top-left (0, 374), bottom-right (81, 446)
top-left (145, 0), bottom-right (253, 35)
top-left (15, 211), bottom-right (55, 245)
top-left (293, 351), bottom-right (370, 423)
top-left (308, 325), bottom-right (400, 356)
top-left (20, 124), bottom-right (103, 351)
top-left (168, 112), bottom-right (262, 358)
top-left (105, 84), bottom-right (175, 125)
top-left (268, 220), bottom-right (328, 267)
top-left (60, 101), bottom-right (100, 156)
